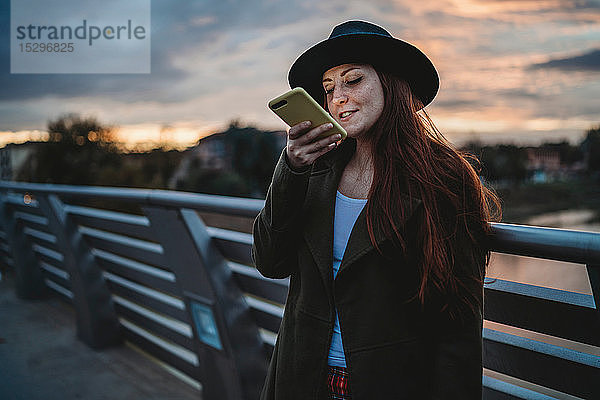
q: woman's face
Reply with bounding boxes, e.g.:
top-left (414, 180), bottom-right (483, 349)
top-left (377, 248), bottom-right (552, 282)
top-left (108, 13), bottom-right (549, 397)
top-left (322, 63), bottom-right (384, 139)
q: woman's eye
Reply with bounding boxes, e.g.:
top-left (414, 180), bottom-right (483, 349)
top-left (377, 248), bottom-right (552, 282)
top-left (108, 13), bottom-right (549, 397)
top-left (324, 77), bottom-right (361, 94)
top-left (347, 77), bottom-right (362, 85)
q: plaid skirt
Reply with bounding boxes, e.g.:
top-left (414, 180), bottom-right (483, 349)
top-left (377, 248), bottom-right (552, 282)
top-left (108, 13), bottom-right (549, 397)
top-left (327, 366), bottom-right (351, 399)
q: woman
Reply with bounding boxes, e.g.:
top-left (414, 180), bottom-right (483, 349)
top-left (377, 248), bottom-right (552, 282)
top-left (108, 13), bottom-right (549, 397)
top-left (253, 20), bottom-right (500, 399)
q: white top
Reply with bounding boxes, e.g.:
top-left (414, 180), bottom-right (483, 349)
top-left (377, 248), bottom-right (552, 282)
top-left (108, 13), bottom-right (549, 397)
top-left (328, 190), bottom-right (368, 367)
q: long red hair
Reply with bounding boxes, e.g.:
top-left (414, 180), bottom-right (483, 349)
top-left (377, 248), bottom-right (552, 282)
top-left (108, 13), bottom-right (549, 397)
top-left (329, 69), bottom-right (501, 322)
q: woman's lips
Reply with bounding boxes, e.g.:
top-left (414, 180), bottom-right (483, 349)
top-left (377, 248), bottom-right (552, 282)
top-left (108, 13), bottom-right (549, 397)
top-left (339, 110), bottom-right (357, 121)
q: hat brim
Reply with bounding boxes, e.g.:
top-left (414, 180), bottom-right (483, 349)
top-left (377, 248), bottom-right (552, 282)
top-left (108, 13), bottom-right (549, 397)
top-left (288, 34), bottom-right (439, 109)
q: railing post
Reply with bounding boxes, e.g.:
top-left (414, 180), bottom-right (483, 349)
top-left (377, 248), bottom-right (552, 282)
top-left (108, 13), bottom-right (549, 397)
top-left (0, 193), bottom-right (47, 299)
top-left (38, 194), bottom-right (121, 349)
top-left (143, 206), bottom-right (267, 400)
top-left (586, 264), bottom-right (600, 314)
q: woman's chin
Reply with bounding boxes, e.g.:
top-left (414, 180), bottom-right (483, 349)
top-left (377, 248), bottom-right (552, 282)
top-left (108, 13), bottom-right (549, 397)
top-left (344, 128), bottom-right (366, 140)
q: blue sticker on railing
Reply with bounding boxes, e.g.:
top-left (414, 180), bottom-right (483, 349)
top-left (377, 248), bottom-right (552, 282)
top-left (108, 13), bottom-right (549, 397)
top-left (190, 301), bottom-right (223, 351)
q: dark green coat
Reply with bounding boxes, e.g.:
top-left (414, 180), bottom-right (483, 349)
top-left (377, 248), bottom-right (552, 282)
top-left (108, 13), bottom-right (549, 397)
top-left (252, 138), bottom-right (484, 399)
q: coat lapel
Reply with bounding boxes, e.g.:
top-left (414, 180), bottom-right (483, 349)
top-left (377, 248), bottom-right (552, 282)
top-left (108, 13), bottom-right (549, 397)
top-left (302, 138), bottom-right (423, 292)
top-left (302, 139), bottom-right (354, 295)
top-left (338, 192), bottom-right (422, 278)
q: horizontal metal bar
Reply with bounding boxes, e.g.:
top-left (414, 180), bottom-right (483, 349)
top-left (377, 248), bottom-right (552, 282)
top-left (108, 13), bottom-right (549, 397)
top-left (79, 226), bottom-right (163, 254)
top-left (208, 227), bottom-right (254, 265)
top-left (228, 261), bottom-right (289, 286)
top-left (484, 278), bottom-right (595, 309)
top-left (65, 204), bottom-right (150, 226)
top-left (258, 328), bottom-right (277, 347)
top-left (1, 192), bottom-right (39, 207)
top-left (229, 261), bottom-right (289, 304)
top-left (103, 271), bottom-right (185, 310)
top-left (244, 295), bottom-right (285, 319)
top-left (40, 261), bottom-right (69, 280)
top-left (23, 227), bottom-right (57, 244)
top-left (490, 223), bottom-right (600, 265)
top-left (32, 244), bottom-right (64, 262)
top-left (207, 227), bottom-right (253, 245)
top-left (14, 211), bottom-right (48, 226)
top-left (92, 248), bottom-right (175, 282)
top-left (44, 278), bottom-right (73, 299)
top-left (0, 181), bottom-right (264, 217)
top-left (124, 341), bottom-right (202, 391)
top-left (482, 373), bottom-right (578, 400)
top-left (112, 295), bottom-right (192, 338)
top-left (3, 182), bottom-right (599, 264)
top-left (483, 328), bottom-right (600, 368)
top-left (484, 336), bottom-right (598, 398)
top-left (119, 318), bottom-right (199, 367)
top-left (484, 288), bottom-right (600, 347)
top-left (70, 209), bottom-right (156, 242)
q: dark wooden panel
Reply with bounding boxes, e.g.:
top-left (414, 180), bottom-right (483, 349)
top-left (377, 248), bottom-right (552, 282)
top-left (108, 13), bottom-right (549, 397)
top-left (484, 286), bottom-right (600, 347)
top-left (114, 302), bottom-right (196, 351)
top-left (483, 331), bottom-right (599, 399)
top-left (106, 280), bottom-right (191, 324)
top-left (232, 272), bottom-right (288, 305)
top-left (95, 255), bottom-right (180, 297)
top-left (121, 326), bottom-right (201, 382)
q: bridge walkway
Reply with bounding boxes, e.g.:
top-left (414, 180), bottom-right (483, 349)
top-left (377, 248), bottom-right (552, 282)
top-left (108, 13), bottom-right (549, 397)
top-left (0, 271), bottom-right (201, 400)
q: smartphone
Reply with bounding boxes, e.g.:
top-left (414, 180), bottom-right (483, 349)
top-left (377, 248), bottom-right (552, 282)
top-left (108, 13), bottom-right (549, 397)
top-left (268, 87), bottom-right (347, 140)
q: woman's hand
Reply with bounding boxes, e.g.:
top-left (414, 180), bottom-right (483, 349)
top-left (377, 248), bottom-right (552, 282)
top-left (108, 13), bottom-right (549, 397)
top-left (286, 121), bottom-right (342, 171)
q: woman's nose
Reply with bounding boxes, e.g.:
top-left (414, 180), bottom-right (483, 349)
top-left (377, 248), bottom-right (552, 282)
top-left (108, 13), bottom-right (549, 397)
top-left (332, 88), bottom-right (347, 105)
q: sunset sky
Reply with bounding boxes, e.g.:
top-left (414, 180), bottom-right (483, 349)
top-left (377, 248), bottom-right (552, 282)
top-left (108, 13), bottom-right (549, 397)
top-left (1, 0), bottom-right (599, 149)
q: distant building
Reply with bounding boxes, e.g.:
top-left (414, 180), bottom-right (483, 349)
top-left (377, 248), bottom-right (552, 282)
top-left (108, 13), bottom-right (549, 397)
top-left (0, 142), bottom-right (42, 181)
top-left (168, 128), bottom-right (286, 190)
top-left (525, 147), bottom-right (586, 183)
top-left (526, 148), bottom-right (560, 170)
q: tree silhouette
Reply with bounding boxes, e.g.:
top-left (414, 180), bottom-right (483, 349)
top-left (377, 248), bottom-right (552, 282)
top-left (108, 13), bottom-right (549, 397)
top-left (581, 125), bottom-right (600, 176)
top-left (17, 114), bottom-right (121, 185)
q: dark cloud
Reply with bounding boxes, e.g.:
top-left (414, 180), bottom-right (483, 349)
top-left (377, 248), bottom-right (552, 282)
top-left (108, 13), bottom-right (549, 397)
top-left (0, 0), bottom-right (315, 104)
top-left (432, 98), bottom-right (479, 109)
top-left (574, 0), bottom-right (600, 10)
top-left (0, 1), bottom-right (191, 103)
top-left (530, 49), bottom-right (600, 71)
top-left (496, 88), bottom-right (540, 100)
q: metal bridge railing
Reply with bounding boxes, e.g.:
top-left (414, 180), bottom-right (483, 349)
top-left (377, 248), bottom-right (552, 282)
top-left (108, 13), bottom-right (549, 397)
top-left (0, 181), bottom-right (598, 400)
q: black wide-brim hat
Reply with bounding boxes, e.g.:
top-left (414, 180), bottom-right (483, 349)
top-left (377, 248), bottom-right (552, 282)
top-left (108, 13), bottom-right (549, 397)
top-left (288, 20), bottom-right (439, 108)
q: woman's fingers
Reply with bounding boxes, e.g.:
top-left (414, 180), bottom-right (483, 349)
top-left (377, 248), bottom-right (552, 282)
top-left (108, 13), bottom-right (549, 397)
top-left (288, 121), bottom-right (336, 143)
top-left (295, 122), bottom-right (334, 145)
top-left (288, 121), bottom-right (312, 140)
top-left (286, 124), bottom-right (340, 169)
top-left (305, 132), bottom-right (341, 155)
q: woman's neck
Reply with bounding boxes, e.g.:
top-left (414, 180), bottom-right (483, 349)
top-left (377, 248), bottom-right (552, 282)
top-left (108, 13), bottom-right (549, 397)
top-left (338, 138), bottom-right (374, 199)
top-left (348, 138), bottom-right (374, 172)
